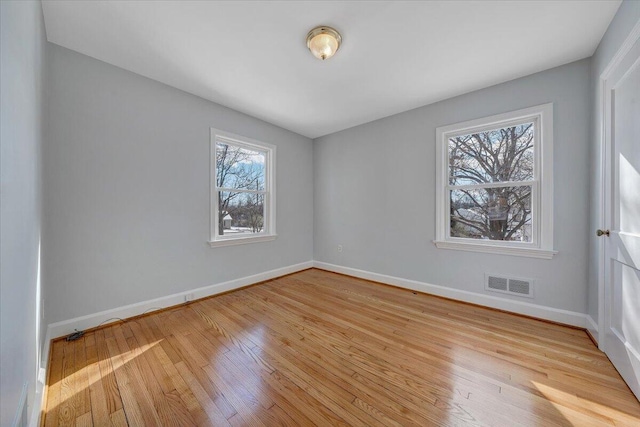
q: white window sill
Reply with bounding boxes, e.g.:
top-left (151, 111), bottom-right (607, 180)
top-left (433, 240), bottom-right (557, 259)
top-left (209, 234), bottom-right (277, 248)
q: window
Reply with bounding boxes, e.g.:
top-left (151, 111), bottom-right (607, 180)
top-left (434, 104), bottom-right (555, 259)
top-left (209, 128), bottom-right (276, 247)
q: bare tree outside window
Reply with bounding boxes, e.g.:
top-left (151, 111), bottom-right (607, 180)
top-left (448, 123), bottom-right (534, 241)
top-left (216, 142), bottom-right (266, 236)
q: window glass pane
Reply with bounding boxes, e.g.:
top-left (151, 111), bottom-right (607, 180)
top-left (448, 123), bottom-right (534, 185)
top-left (450, 186), bottom-right (532, 242)
top-left (216, 142), bottom-right (265, 190)
top-left (217, 191), bottom-right (265, 237)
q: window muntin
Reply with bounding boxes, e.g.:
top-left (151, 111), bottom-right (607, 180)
top-left (434, 104), bottom-right (554, 258)
top-left (210, 130), bottom-right (275, 246)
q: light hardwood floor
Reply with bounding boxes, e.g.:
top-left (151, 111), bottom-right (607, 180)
top-left (42, 268), bottom-right (640, 426)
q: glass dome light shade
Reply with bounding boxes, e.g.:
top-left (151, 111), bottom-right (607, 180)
top-left (306, 27), bottom-right (342, 60)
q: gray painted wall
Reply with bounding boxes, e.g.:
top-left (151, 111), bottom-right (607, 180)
top-left (587, 0), bottom-right (640, 324)
top-left (314, 59), bottom-right (591, 314)
top-left (0, 1), bottom-right (47, 425)
top-left (43, 45), bottom-right (314, 324)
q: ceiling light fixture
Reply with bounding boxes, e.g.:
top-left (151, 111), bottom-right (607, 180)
top-left (306, 26), bottom-right (342, 60)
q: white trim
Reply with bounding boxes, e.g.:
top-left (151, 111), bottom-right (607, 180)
top-left (28, 375), bottom-right (45, 427)
top-left (586, 315), bottom-right (599, 345)
top-left (45, 261), bottom-right (312, 340)
top-left (210, 128), bottom-right (276, 246)
top-left (12, 382), bottom-right (28, 427)
top-left (313, 261), bottom-right (587, 328)
top-left (28, 330), bottom-right (52, 427)
top-left (433, 240), bottom-right (557, 259)
top-left (435, 103), bottom-right (554, 258)
top-left (600, 19), bottom-right (640, 81)
top-left (597, 17), bottom-right (640, 352)
top-left (208, 234), bottom-right (277, 248)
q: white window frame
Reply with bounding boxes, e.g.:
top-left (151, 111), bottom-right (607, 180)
top-left (434, 103), bottom-right (556, 259)
top-left (209, 128), bottom-right (276, 247)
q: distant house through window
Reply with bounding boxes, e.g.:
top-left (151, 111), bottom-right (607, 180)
top-left (434, 104), bottom-right (556, 259)
top-left (209, 128), bottom-right (276, 247)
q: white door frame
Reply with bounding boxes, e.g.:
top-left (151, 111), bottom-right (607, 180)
top-left (597, 18), bottom-right (640, 349)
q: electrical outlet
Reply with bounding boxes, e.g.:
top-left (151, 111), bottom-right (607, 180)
top-left (337, 245), bottom-right (343, 253)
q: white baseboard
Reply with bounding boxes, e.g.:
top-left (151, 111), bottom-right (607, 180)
top-left (28, 379), bottom-right (45, 427)
top-left (586, 315), bottom-right (599, 345)
top-left (30, 327), bottom-right (52, 427)
top-left (46, 261), bottom-right (313, 341)
top-left (313, 261), bottom-right (589, 328)
top-left (12, 382), bottom-right (28, 427)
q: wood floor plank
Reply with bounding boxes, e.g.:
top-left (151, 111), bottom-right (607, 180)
top-left (74, 412), bottom-right (92, 427)
top-left (228, 290), bottom-right (431, 426)
top-left (57, 337), bottom-right (76, 426)
top-left (270, 274), bottom-right (636, 424)
top-left (173, 361), bottom-right (231, 426)
top-left (93, 329), bottom-right (123, 416)
top-left (150, 317), bottom-right (238, 420)
top-left (103, 330), bottom-right (148, 426)
top-left (43, 340), bottom-right (64, 427)
top-left (73, 338), bottom-right (91, 417)
top-left (249, 285), bottom-right (524, 426)
top-left (108, 409), bottom-right (127, 427)
top-left (43, 269), bottom-right (640, 426)
top-left (236, 288), bottom-right (501, 426)
top-left (123, 322), bottom-right (193, 426)
top-left (136, 317), bottom-right (213, 427)
top-left (84, 339), bottom-right (110, 426)
top-left (206, 296), bottom-right (451, 427)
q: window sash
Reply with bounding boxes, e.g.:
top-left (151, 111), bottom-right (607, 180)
top-left (215, 138), bottom-right (268, 192)
top-left (210, 128), bottom-right (276, 246)
top-left (215, 190), bottom-right (269, 239)
top-left (445, 183), bottom-right (539, 247)
top-left (445, 119), bottom-right (540, 246)
top-left (447, 118), bottom-right (539, 186)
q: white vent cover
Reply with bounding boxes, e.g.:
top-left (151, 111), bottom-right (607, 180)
top-left (485, 274), bottom-right (534, 298)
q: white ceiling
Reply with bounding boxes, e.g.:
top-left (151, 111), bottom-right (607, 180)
top-left (42, 1), bottom-right (620, 139)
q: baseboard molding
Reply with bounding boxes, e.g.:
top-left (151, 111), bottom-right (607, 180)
top-left (586, 315), bottom-right (599, 346)
top-left (313, 261), bottom-right (589, 329)
top-left (31, 327), bottom-right (53, 427)
top-left (46, 261), bottom-right (313, 341)
top-left (28, 378), bottom-right (45, 427)
top-left (12, 382), bottom-right (28, 427)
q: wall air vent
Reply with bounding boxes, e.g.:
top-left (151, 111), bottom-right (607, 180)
top-left (485, 274), bottom-right (534, 298)
top-left (487, 275), bottom-right (508, 291)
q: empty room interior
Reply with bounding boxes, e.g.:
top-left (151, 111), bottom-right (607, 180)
top-left (3, 0), bottom-right (640, 426)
